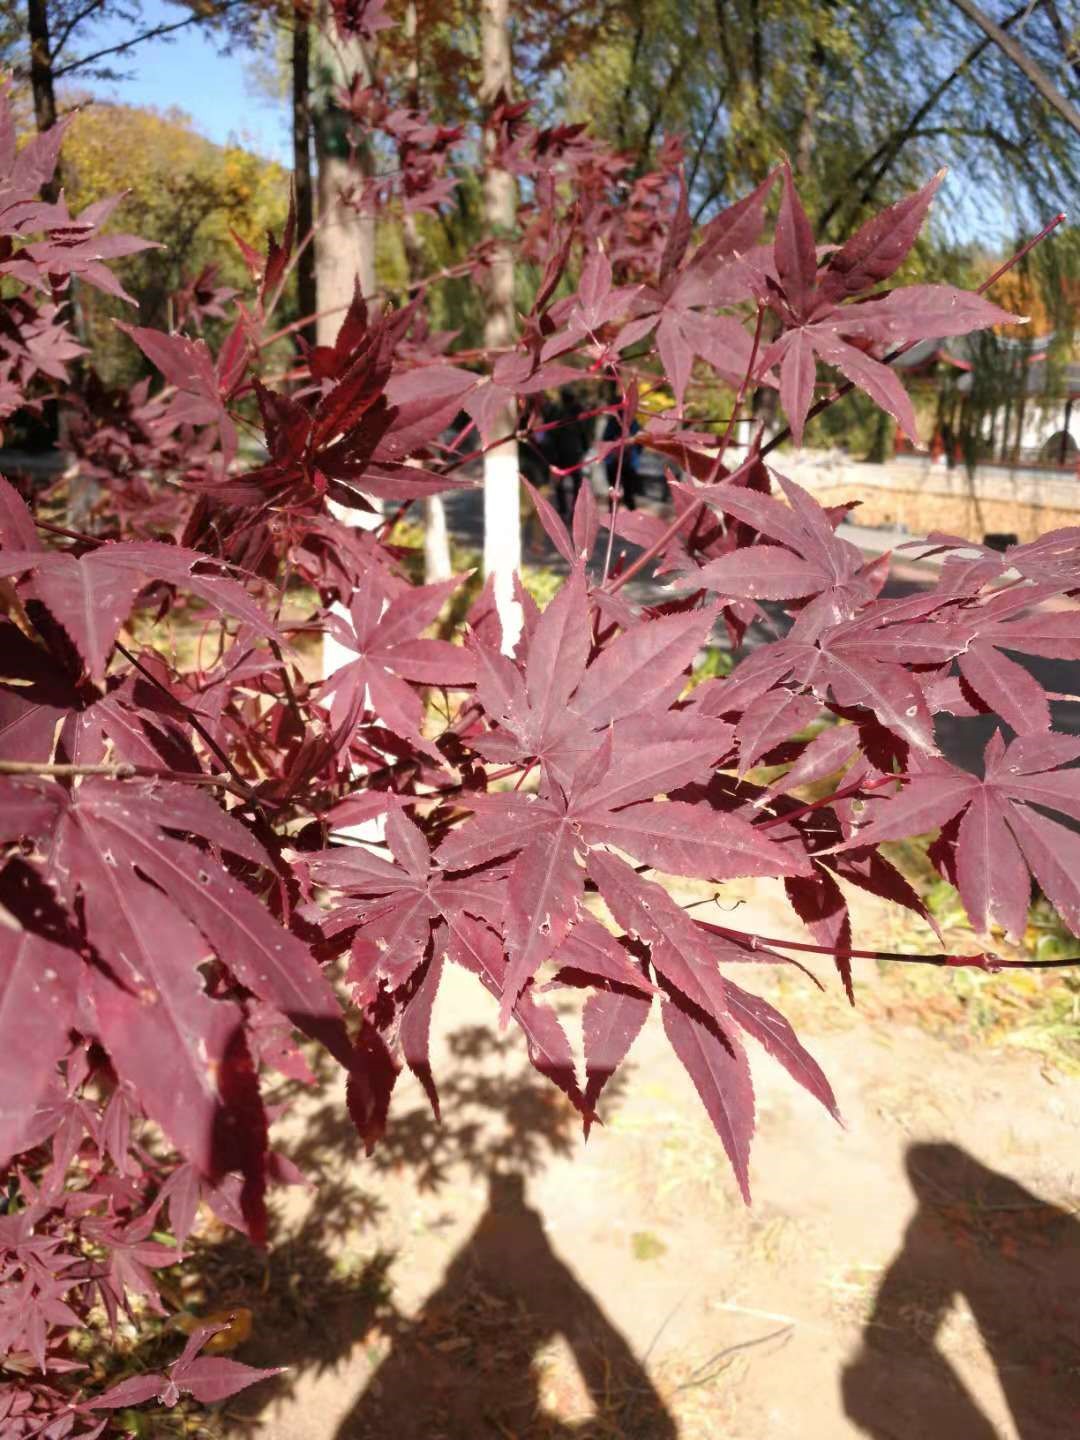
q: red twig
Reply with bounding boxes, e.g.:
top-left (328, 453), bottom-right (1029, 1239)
top-left (33, 517), bottom-right (107, 545)
top-left (699, 919), bottom-right (1079, 970)
top-left (977, 213), bottom-right (1066, 294)
top-left (754, 772), bottom-right (902, 830)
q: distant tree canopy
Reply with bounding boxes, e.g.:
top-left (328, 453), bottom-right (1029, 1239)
top-left (59, 100), bottom-right (289, 379)
top-left (513, 0), bottom-right (1080, 459)
top-left (6, 0), bottom-right (1080, 444)
top-left (350, 0), bottom-right (1080, 452)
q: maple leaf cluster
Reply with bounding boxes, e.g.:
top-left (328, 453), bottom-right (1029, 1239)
top-left (0, 87), bottom-right (153, 425)
top-left (336, 80), bottom-right (464, 217)
top-left (0, 65), bottom-right (1078, 1435)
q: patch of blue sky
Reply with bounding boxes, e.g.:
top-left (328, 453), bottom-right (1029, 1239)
top-left (64, 0), bottom-right (290, 166)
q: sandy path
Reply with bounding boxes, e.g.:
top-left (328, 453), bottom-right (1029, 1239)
top-left (195, 884), bottom-right (1080, 1440)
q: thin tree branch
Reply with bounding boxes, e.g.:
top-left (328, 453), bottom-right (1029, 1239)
top-left (699, 919), bottom-right (1080, 970)
top-left (52, 0), bottom-right (242, 80)
top-left (48, 0), bottom-right (108, 62)
top-left (1042, 0), bottom-right (1080, 77)
top-left (0, 759), bottom-right (237, 787)
top-left (688, 90), bottom-right (727, 219)
top-left (818, 1), bottom-right (1030, 234)
top-left (114, 639), bottom-right (262, 807)
top-left (944, 0), bottom-right (1080, 137)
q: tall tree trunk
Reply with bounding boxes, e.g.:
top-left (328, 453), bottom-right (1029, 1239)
top-left (1012, 388), bottom-right (1028, 465)
top-left (26, 0), bottom-right (58, 198)
top-left (27, 0), bottom-right (80, 503)
top-left (292, 5), bottom-right (317, 348)
top-left (864, 407), bottom-right (890, 464)
top-left (409, 182), bottom-right (452, 581)
top-left (312, 7), bottom-right (381, 693)
top-left (26, 0), bottom-right (57, 132)
top-left (401, 0), bottom-right (452, 582)
top-left (422, 486), bottom-right (452, 580)
top-left (313, 7), bottom-right (376, 344)
top-left (479, 0), bottom-right (522, 651)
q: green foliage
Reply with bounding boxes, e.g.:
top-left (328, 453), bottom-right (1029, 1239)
top-left (387, 516), bottom-right (565, 631)
top-left (376, 166), bottom-right (491, 347)
top-left (687, 644), bottom-right (735, 689)
top-left (630, 1230), bottom-right (668, 1261)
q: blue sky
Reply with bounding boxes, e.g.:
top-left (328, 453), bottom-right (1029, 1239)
top-left (66, 0), bottom-right (291, 165)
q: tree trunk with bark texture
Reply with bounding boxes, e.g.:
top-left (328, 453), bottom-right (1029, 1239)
top-left (292, 6), bottom-right (317, 348)
top-left (313, 8), bottom-right (376, 343)
top-left (26, 0), bottom-right (58, 199)
top-left (312, 8), bottom-right (381, 689)
top-left (403, 0), bottom-right (452, 582)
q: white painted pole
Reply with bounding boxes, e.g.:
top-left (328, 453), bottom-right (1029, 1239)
top-left (422, 492), bottom-right (452, 581)
top-left (312, 20), bottom-right (385, 835)
top-left (479, 0), bottom-right (522, 653)
top-left (482, 443), bottom-right (523, 651)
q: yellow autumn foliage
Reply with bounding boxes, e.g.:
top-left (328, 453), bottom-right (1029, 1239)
top-left (168, 1306), bottom-right (254, 1353)
top-left (59, 98), bottom-right (289, 379)
top-left (989, 268), bottom-right (1055, 340)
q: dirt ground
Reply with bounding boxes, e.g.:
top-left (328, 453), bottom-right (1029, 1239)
top-left (170, 877), bottom-right (1080, 1440)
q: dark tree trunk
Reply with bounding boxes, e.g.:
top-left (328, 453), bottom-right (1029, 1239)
top-left (26, 0), bottom-right (59, 200)
top-left (400, 0), bottom-right (450, 583)
top-left (26, 0), bottom-right (68, 464)
top-left (864, 407), bottom-right (891, 464)
top-left (292, 8), bottom-right (317, 347)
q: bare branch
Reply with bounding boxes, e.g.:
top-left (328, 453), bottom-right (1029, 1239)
top-left (0, 759), bottom-right (233, 785)
top-left (52, 0), bottom-right (242, 81)
top-left (945, 0), bottom-right (1080, 137)
top-left (819, 1), bottom-right (1030, 234)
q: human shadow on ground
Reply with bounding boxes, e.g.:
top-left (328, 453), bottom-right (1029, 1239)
top-left (333, 1169), bottom-right (677, 1440)
top-left (171, 1023), bottom-right (670, 1439)
top-left (842, 1141), bottom-right (1080, 1439)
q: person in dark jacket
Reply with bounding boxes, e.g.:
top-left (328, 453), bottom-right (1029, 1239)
top-left (602, 407), bottom-right (642, 511)
top-left (540, 388), bottom-right (588, 521)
